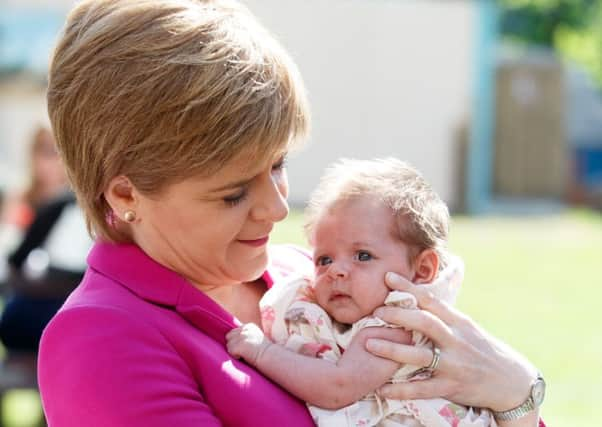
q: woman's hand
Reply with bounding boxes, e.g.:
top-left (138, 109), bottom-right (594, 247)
top-left (366, 272), bottom-right (541, 425)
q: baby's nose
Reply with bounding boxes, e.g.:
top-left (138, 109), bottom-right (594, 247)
top-left (328, 261), bottom-right (348, 279)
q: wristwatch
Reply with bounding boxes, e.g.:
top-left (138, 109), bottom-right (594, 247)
top-left (493, 373), bottom-right (546, 421)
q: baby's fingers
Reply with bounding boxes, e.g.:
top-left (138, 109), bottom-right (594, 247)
top-left (225, 327), bottom-right (242, 341)
top-left (226, 338), bottom-right (242, 359)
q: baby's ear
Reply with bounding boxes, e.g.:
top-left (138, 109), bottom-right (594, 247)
top-left (412, 249), bottom-right (439, 284)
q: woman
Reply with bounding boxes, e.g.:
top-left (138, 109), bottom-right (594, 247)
top-left (38, 1), bottom-right (544, 426)
top-left (0, 191), bottom-right (90, 351)
top-left (1, 126), bottom-right (67, 233)
top-left (0, 125), bottom-right (84, 352)
top-left (0, 126), bottom-right (68, 254)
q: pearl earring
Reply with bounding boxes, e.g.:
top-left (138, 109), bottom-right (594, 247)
top-left (124, 210), bottom-right (136, 223)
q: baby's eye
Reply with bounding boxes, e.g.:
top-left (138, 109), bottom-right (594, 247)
top-left (355, 251), bottom-right (373, 262)
top-left (315, 255), bottom-right (332, 266)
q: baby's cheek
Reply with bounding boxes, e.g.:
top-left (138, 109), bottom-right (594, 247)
top-left (363, 288), bottom-right (389, 313)
top-left (376, 283), bottom-right (391, 303)
top-left (313, 277), bottom-right (329, 300)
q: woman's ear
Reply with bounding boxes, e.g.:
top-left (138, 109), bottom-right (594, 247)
top-left (412, 249), bottom-right (439, 284)
top-left (103, 175), bottom-right (138, 222)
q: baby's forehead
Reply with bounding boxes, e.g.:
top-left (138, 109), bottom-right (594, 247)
top-left (313, 221), bottom-right (409, 251)
top-left (309, 194), bottom-right (413, 248)
top-left (326, 195), bottom-right (401, 224)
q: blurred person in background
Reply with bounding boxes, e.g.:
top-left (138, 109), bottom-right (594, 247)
top-left (38, 1), bottom-right (544, 426)
top-left (0, 126), bottom-right (91, 352)
top-left (0, 126), bottom-right (68, 255)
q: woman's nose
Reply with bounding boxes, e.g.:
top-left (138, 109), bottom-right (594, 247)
top-left (269, 190), bottom-right (289, 223)
top-left (252, 172), bottom-right (289, 223)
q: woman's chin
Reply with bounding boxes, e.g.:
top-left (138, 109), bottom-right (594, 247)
top-left (240, 253), bottom-right (269, 282)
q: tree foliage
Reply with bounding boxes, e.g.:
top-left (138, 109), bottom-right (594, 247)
top-left (499, 0), bottom-right (602, 85)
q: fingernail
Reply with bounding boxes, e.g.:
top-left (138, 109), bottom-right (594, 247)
top-left (373, 308), bottom-right (384, 318)
top-left (366, 339), bottom-right (380, 352)
top-left (386, 271), bottom-right (406, 285)
top-left (385, 272), bottom-right (397, 281)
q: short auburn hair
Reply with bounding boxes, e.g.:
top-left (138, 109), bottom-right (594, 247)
top-left (304, 158), bottom-right (450, 267)
top-left (48, 0), bottom-right (310, 242)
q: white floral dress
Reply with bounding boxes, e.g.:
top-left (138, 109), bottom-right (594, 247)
top-left (259, 257), bottom-right (497, 427)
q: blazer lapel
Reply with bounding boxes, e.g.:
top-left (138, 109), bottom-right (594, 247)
top-left (175, 283), bottom-right (239, 346)
top-left (88, 241), bottom-right (240, 344)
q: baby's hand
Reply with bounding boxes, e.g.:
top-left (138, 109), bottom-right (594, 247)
top-left (226, 323), bottom-right (272, 366)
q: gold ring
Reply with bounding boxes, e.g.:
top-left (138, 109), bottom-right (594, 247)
top-left (425, 346), bottom-right (441, 372)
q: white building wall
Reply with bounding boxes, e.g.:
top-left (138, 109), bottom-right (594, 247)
top-left (244, 0), bottom-right (475, 207)
top-left (0, 83), bottom-right (49, 191)
top-left (0, 0), bottom-right (476, 208)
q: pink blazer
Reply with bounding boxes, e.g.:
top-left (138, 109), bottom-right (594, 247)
top-left (38, 241), bottom-right (315, 426)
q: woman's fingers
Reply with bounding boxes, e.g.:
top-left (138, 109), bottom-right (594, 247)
top-left (383, 271), bottom-right (414, 291)
top-left (377, 377), bottom-right (451, 401)
top-left (385, 272), bottom-right (460, 326)
top-left (366, 339), bottom-right (434, 368)
top-left (372, 271), bottom-right (542, 412)
top-left (373, 305), bottom-right (455, 347)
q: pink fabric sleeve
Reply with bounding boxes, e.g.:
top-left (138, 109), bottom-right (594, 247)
top-left (39, 307), bottom-right (222, 427)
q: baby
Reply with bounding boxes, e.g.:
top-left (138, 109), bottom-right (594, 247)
top-left (227, 158), bottom-right (495, 427)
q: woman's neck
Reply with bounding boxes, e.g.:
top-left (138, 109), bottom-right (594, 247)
top-left (203, 280), bottom-right (266, 325)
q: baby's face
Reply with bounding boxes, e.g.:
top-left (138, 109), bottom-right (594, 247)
top-left (311, 197), bottom-right (414, 324)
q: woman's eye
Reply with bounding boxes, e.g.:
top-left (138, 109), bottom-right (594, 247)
top-left (316, 255), bottom-right (332, 266)
top-left (272, 155), bottom-right (288, 172)
top-left (356, 251), bottom-right (373, 262)
top-left (223, 189), bottom-right (248, 207)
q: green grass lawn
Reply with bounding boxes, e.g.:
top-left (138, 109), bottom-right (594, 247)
top-left (273, 208), bottom-right (602, 427)
top-left (3, 209), bottom-right (600, 426)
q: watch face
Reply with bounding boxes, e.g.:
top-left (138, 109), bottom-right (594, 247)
top-left (532, 378), bottom-right (546, 406)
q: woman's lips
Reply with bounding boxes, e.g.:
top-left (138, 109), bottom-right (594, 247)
top-left (238, 236), bottom-right (269, 247)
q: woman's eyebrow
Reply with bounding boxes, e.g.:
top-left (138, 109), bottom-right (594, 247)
top-left (209, 151), bottom-right (287, 193)
top-left (208, 174), bottom-right (255, 193)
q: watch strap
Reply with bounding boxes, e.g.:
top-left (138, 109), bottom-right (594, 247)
top-left (493, 398), bottom-right (535, 421)
top-left (493, 373), bottom-right (545, 422)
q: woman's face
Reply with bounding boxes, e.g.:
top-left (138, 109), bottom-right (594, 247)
top-left (132, 150), bottom-right (289, 291)
top-left (32, 130), bottom-right (67, 193)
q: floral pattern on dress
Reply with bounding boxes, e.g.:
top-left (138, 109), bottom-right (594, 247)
top-left (259, 257), bottom-right (497, 427)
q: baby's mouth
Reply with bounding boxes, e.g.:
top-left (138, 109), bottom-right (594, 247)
top-left (329, 292), bottom-right (350, 302)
